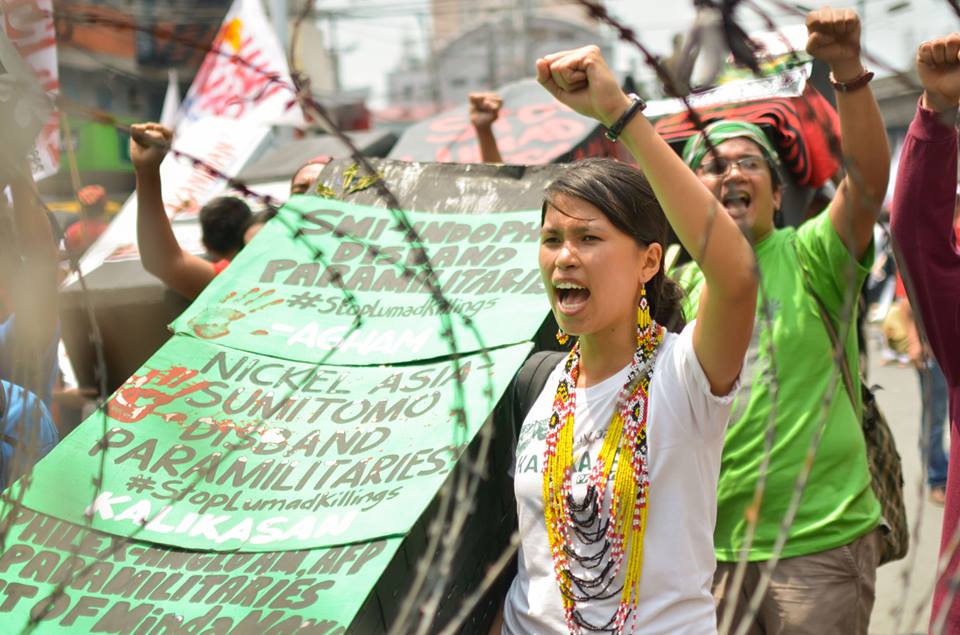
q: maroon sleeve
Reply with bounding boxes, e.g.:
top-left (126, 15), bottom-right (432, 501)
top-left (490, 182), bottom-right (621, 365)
top-left (889, 103), bottom-right (960, 385)
top-left (891, 103), bottom-right (960, 633)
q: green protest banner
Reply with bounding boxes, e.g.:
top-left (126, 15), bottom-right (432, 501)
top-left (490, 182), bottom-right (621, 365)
top-left (12, 336), bottom-right (531, 551)
top-left (170, 197), bottom-right (548, 365)
top-left (0, 507), bottom-right (401, 633)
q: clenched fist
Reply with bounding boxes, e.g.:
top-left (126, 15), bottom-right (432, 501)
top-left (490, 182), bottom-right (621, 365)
top-left (917, 34), bottom-right (960, 112)
top-left (805, 7), bottom-right (863, 80)
top-left (129, 122), bottom-right (173, 173)
top-left (469, 92), bottom-right (503, 130)
top-left (535, 45), bottom-right (630, 129)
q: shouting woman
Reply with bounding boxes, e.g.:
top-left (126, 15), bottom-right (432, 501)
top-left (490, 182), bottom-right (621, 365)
top-left (497, 45), bottom-right (757, 634)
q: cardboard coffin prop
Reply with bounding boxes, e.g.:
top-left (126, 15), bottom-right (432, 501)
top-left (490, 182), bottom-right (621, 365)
top-left (13, 160), bottom-right (575, 631)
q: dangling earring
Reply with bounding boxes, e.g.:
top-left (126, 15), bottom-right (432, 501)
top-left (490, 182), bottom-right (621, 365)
top-left (556, 327), bottom-right (570, 346)
top-left (637, 283), bottom-right (651, 330)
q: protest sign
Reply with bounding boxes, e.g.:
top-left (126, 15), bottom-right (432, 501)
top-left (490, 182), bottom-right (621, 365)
top-left (0, 507), bottom-right (401, 633)
top-left (59, 159), bottom-right (564, 394)
top-left (14, 336), bottom-right (530, 551)
top-left (652, 83), bottom-right (840, 189)
top-left (1, 0), bottom-right (59, 180)
top-left (170, 198), bottom-right (548, 365)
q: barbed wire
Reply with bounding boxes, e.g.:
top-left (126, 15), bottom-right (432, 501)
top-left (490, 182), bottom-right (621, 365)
top-left (578, 2), bottom-right (947, 634)
top-left (703, 2), bottom-right (910, 630)
top-left (38, 87), bottom-right (505, 615)
top-left (4, 4), bottom-right (509, 633)
top-left (1, 0), bottom-right (951, 633)
top-left (752, 3), bottom-right (960, 628)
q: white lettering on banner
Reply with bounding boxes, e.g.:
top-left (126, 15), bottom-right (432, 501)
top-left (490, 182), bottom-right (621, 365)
top-left (278, 323), bottom-right (432, 356)
top-left (644, 67), bottom-right (809, 118)
top-left (2, 0), bottom-right (59, 179)
top-left (85, 492), bottom-right (358, 546)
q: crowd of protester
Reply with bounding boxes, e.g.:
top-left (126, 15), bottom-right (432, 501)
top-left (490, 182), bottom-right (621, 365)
top-left (2, 7), bottom-right (960, 634)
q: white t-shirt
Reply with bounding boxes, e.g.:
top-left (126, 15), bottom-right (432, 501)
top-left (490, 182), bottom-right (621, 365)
top-left (502, 323), bottom-right (736, 635)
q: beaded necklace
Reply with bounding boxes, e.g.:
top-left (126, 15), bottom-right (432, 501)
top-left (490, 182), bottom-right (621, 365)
top-left (542, 318), bottom-right (664, 634)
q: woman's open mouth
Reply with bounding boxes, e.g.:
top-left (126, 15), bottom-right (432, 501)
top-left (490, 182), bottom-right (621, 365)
top-left (554, 281), bottom-right (591, 315)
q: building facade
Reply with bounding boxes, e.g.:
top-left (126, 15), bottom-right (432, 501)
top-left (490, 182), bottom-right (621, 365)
top-left (387, 11), bottom-right (611, 114)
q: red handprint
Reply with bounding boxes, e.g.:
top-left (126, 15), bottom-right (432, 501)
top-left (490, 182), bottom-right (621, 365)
top-left (108, 367), bottom-right (210, 423)
top-left (187, 287), bottom-right (284, 340)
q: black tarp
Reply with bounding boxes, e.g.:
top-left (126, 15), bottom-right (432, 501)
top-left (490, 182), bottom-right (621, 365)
top-left (388, 79), bottom-right (619, 165)
top-left (234, 129), bottom-right (398, 184)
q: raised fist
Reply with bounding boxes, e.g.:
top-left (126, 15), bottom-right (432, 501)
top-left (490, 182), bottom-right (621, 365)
top-left (469, 92), bottom-right (503, 130)
top-left (805, 7), bottom-right (862, 72)
top-left (917, 34), bottom-right (960, 111)
top-left (535, 45), bottom-right (630, 129)
top-left (129, 122), bottom-right (173, 173)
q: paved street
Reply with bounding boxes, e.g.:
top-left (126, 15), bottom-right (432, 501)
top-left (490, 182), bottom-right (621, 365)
top-left (869, 327), bottom-right (944, 635)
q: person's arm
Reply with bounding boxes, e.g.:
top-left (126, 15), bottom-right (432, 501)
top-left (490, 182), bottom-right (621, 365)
top-left (889, 34), bottom-right (960, 385)
top-left (6, 161), bottom-right (58, 350)
top-left (805, 8), bottom-right (889, 260)
top-left (130, 123), bottom-right (216, 300)
top-left (487, 604), bottom-right (503, 635)
top-left (536, 46), bottom-right (757, 395)
top-left (469, 92), bottom-right (504, 164)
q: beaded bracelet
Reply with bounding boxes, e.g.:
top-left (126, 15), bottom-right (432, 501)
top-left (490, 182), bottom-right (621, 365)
top-left (830, 69), bottom-right (875, 93)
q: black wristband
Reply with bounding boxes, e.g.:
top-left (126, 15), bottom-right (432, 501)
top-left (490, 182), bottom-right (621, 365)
top-left (603, 93), bottom-right (647, 142)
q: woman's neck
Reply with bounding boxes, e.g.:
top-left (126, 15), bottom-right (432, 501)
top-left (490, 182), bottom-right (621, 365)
top-left (577, 322), bottom-right (637, 388)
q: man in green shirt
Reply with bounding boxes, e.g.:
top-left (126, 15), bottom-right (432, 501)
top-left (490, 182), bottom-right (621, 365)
top-left (674, 8), bottom-right (890, 634)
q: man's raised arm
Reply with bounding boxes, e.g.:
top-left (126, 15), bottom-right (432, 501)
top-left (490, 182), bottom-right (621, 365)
top-left (131, 123), bottom-right (215, 300)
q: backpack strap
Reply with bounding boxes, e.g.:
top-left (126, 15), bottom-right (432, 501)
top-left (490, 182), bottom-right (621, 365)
top-left (512, 351), bottom-right (566, 440)
top-left (791, 238), bottom-right (860, 417)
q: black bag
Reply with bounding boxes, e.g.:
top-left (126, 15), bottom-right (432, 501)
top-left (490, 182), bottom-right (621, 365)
top-left (510, 350), bottom-right (566, 440)
top-left (801, 271), bottom-right (909, 565)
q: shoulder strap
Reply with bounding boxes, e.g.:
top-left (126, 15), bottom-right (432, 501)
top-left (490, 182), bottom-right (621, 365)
top-left (514, 351), bottom-right (566, 437)
top-left (795, 248), bottom-right (860, 415)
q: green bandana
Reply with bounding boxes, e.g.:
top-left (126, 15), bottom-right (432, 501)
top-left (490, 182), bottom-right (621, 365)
top-left (681, 120), bottom-right (780, 171)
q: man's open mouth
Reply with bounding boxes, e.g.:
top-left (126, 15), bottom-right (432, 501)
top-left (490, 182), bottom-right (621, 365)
top-left (722, 191), bottom-right (751, 217)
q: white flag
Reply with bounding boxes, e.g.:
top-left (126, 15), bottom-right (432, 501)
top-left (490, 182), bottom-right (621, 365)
top-left (179, 0), bottom-right (306, 126)
top-left (1, 0), bottom-right (60, 180)
top-left (159, 68), bottom-right (181, 129)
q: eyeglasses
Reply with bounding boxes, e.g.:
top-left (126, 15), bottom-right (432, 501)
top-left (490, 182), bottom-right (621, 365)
top-left (697, 155), bottom-right (768, 179)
